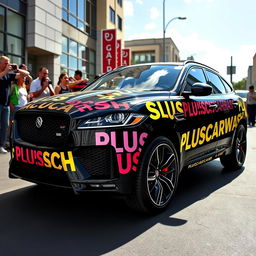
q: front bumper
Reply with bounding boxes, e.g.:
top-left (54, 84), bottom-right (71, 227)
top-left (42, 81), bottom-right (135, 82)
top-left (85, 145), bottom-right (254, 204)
top-left (9, 142), bottom-right (133, 194)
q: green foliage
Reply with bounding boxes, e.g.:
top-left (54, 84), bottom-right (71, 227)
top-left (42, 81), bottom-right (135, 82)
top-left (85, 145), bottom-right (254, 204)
top-left (233, 78), bottom-right (247, 90)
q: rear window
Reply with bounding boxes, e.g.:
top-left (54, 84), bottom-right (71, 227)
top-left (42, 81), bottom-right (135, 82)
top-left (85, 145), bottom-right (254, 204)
top-left (86, 65), bottom-right (182, 91)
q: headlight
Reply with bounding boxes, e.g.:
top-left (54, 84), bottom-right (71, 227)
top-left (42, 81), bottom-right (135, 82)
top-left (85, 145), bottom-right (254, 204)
top-left (78, 113), bottom-right (146, 129)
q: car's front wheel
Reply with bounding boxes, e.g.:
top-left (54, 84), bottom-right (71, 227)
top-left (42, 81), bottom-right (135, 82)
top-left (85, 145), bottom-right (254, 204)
top-left (220, 124), bottom-right (247, 170)
top-left (126, 136), bottom-right (180, 214)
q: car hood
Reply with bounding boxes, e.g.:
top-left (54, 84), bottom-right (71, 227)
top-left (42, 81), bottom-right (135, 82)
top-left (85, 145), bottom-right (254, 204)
top-left (19, 89), bottom-right (170, 118)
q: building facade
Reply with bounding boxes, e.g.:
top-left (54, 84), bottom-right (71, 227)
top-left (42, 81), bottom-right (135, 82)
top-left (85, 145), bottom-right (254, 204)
top-left (247, 65), bottom-right (253, 89)
top-left (252, 53), bottom-right (256, 87)
top-left (125, 38), bottom-right (180, 65)
top-left (0, 0), bottom-right (124, 84)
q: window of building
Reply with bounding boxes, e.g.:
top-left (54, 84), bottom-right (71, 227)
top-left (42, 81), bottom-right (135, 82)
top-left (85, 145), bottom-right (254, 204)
top-left (117, 0), bottom-right (123, 7)
top-left (205, 70), bottom-right (226, 94)
top-left (0, 33), bottom-right (3, 49)
top-left (0, 5), bottom-right (25, 64)
top-left (62, 0), bottom-right (96, 38)
top-left (109, 7), bottom-right (115, 24)
top-left (133, 52), bottom-right (155, 64)
top-left (117, 15), bottom-right (122, 31)
top-left (0, 7), bottom-right (4, 30)
top-left (61, 36), bottom-right (96, 79)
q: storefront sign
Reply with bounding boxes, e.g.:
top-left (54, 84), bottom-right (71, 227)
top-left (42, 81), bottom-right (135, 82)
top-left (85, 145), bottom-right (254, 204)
top-left (117, 39), bottom-right (122, 67)
top-left (122, 48), bottom-right (130, 66)
top-left (102, 29), bottom-right (117, 73)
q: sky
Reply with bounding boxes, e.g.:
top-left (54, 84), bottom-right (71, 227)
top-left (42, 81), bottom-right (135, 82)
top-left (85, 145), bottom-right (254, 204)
top-left (123, 0), bottom-right (256, 83)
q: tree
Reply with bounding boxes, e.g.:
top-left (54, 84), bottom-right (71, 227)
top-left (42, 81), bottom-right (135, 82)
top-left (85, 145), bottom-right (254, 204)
top-left (233, 78), bottom-right (247, 90)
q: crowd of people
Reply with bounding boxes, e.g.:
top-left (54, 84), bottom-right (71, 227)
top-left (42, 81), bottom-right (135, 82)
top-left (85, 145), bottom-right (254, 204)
top-left (0, 55), bottom-right (95, 154)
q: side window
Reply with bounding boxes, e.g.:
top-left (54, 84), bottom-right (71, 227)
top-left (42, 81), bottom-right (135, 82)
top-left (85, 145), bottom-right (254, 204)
top-left (184, 68), bottom-right (206, 91)
top-left (220, 77), bottom-right (233, 93)
top-left (205, 70), bottom-right (226, 94)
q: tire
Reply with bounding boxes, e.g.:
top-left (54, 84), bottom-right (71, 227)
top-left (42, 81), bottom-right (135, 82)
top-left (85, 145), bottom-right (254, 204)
top-left (220, 125), bottom-right (247, 170)
top-left (126, 136), bottom-right (180, 214)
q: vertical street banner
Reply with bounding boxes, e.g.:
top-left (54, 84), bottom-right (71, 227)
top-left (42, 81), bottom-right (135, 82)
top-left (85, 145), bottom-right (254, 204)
top-left (116, 39), bottom-right (122, 67)
top-left (102, 29), bottom-right (116, 73)
top-left (122, 49), bottom-right (130, 66)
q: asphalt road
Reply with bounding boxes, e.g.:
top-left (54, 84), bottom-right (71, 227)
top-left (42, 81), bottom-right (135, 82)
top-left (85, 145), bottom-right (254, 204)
top-left (0, 128), bottom-right (256, 256)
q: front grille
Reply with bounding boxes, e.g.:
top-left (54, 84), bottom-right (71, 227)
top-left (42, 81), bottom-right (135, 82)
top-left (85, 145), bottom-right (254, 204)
top-left (15, 112), bottom-right (70, 147)
top-left (75, 146), bottom-right (118, 179)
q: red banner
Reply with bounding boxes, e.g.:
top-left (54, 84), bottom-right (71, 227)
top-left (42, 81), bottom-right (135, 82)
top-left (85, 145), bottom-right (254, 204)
top-left (122, 49), bottom-right (130, 66)
top-left (116, 39), bottom-right (122, 67)
top-left (102, 29), bottom-right (116, 73)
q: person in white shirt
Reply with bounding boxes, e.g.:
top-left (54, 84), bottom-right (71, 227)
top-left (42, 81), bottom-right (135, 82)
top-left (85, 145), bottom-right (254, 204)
top-left (29, 67), bottom-right (54, 101)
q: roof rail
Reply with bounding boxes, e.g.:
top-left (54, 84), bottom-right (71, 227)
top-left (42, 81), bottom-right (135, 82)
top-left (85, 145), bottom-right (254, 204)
top-left (183, 60), bottom-right (219, 73)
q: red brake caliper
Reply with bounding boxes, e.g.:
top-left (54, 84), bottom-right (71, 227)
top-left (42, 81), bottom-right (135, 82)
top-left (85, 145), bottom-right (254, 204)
top-left (162, 167), bottom-right (168, 176)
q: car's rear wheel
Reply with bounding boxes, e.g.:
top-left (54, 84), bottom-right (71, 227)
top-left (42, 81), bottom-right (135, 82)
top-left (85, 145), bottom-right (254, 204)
top-left (220, 125), bottom-right (247, 170)
top-left (126, 136), bottom-right (179, 214)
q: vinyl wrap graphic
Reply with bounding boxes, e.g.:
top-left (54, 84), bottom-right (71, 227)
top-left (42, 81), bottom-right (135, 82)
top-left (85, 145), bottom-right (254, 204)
top-left (14, 146), bottom-right (76, 171)
top-left (180, 112), bottom-right (246, 152)
top-left (95, 131), bottom-right (148, 174)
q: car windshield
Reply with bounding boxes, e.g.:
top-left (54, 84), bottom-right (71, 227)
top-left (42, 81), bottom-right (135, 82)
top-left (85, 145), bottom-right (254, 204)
top-left (86, 65), bottom-right (182, 91)
top-left (236, 91), bottom-right (247, 98)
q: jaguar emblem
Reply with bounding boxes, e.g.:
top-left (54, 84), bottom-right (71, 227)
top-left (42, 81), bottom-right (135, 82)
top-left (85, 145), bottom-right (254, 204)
top-left (35, 116), bottom-right (43, 128)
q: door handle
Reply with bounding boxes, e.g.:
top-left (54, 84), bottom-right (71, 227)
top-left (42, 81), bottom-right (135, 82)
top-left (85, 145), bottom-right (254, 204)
top-left (174, 113), bottom-right (185, 121)
top-left (208, 104), bottom-right (218, 109)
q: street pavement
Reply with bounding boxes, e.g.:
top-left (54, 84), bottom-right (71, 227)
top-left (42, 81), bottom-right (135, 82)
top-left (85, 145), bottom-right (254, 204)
top-left (0, 128), bottom-right (256, 256)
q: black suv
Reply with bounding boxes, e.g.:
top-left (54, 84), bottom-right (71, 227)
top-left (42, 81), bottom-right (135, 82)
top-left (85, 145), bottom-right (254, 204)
top-left (9, 61), bottom-right (247, 214)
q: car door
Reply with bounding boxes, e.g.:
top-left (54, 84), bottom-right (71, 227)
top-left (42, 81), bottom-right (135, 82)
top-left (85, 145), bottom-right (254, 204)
top-left (177, 67), bottom-right (218, 164)
top-left (205, 70), bottom-right (241, 150)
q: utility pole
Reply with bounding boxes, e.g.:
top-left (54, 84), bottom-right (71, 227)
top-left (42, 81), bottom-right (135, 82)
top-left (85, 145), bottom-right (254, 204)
top-left (227, 56), bottom-right (236, 84)
top-left (230, 56), bottom-right (233, 84)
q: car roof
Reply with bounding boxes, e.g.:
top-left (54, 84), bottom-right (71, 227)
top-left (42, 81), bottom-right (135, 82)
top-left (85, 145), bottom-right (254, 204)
top-left (116, 61), bottom-right (218, 73)
top-left (235, 90), bottom-right (247, 92)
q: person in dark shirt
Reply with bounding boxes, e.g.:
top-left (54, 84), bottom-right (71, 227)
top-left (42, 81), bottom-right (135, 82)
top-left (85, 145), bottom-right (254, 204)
top-left (0, 56), bottom-right (29, 153)
top-left (54, 73), bottom-right (70, 94)
top-left (70, 69), bottom-right (89, 92)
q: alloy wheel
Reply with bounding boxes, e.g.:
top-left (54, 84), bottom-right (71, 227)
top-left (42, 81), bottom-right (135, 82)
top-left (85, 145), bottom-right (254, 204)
top-left (146, 143), bottom-right (178, 207)
top-left (235, 127), bottom-right (246, 165)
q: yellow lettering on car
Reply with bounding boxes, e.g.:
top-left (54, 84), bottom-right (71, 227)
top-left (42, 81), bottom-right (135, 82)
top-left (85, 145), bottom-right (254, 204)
top-left (51, 152), bottom-right (62, 170)
top-left (43, 151), bottom-right (51, 168)
top-left (146, 102), bottom-right (161, 120)
top-left (60, 152), bottom-right (76, 171)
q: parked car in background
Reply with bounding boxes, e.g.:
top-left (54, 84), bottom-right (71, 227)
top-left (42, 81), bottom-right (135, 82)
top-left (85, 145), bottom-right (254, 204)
top-left (9, 61), bottom-right (247, 214)
top-left (235, 90), bottom-right (247, 103)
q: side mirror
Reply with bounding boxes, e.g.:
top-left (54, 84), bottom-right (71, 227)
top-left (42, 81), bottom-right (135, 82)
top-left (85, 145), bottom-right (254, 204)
top-left (191, 82), bottom-right (212, 96)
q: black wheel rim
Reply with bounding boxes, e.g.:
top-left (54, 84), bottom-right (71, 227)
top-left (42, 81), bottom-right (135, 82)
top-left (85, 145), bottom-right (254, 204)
top-left (147, 143), bottom-right (178, 207)
top-left (235, 127), bottom-right (246, 165)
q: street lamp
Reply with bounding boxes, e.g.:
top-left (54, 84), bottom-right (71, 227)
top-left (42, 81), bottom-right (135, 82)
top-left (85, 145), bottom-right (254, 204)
top-left (162, 1), bottom-right (186, 61)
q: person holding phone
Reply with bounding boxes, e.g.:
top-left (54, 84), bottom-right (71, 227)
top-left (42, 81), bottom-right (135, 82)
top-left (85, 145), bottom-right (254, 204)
top-left (0, 56), bottom-right (29, 153)
top-left (29, 67), bottom-right (54, 101)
